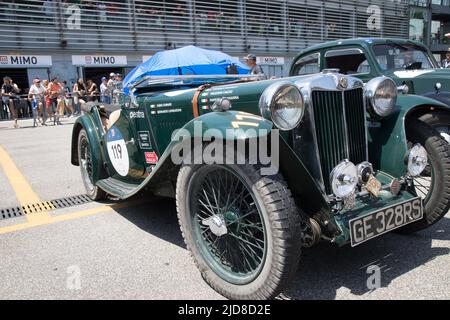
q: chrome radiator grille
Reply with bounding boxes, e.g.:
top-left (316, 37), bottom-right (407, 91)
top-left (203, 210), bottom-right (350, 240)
top-left (311, 88), bottom-right (367, 193)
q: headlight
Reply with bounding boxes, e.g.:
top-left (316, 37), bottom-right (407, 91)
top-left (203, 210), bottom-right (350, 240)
top-left (330, 160), bottom-right (358, 198)
top-left (365, 77), bottom-right (397, 118)
top-left (259, 81), bottom-right (305, 131)
top-left (408, 144), bottom-right (428, 177)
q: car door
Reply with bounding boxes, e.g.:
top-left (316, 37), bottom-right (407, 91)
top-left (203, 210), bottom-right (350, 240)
top-left (103, 97), bottom-right (150, 184)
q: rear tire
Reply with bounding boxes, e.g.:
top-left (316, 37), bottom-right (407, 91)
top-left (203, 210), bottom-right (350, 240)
top-left (78, 129), bottom-right (107, 201)
top-left (399, 119), bottom-right (450, 234)
top-left (176, 162), bottom-right (302, 300)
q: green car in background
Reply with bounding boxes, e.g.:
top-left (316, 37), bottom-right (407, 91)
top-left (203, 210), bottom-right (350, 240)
top-left (71, 71), bottom-right (450, 299)
top-left (289, 38), bottom-right (450, 144)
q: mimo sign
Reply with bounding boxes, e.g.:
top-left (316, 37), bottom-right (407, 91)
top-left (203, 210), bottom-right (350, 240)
top-left (256, 56), bottom-right (285, 66)
top-left (0, 55), bottom-right (52, 67)
top-left (72, 55), bottom-right (127, 66)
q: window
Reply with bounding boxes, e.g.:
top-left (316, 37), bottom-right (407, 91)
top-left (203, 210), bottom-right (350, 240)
top-left (324, 48), bottom-right (370, 75)
top-left (409, 7), bottom-right (428, 43)
top-left (371, 43), bottom-right (437, 71)
top-left (295, 53), bottom-right (320, 75)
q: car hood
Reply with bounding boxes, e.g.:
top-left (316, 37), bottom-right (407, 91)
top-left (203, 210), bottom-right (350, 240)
top-left (387, 69), bottom-right (450, 94)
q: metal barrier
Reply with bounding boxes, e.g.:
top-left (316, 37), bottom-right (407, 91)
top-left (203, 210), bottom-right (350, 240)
top-left (0, 0), bottom-right (410, 54)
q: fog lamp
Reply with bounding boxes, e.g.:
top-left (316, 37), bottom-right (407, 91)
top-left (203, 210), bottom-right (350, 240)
top-left (330, 160), bottom-right (358, 198)
top-left (407, 144), bottom-right (428, 177)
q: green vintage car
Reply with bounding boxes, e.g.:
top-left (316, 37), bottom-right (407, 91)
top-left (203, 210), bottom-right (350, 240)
top-left (71, 72), bottom-right (450, 300)
top-left (289, 38), bottom-right (450, 143)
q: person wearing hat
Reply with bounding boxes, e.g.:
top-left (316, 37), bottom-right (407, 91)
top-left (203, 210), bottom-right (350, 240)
top-left (244, 54), bottom-right (266, 78)
top-left (442, 48), bottom-right (450, 68)
top-left (28, 78), bottom-right (46, 127)
top-left (100, 76), bottom-right (111, 104)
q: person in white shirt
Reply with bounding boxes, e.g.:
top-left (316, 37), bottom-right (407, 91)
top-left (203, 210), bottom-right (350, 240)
top-left (28, 78), bottom-right (46, 127)
top-left (100, 77), bottom-right (111, 104)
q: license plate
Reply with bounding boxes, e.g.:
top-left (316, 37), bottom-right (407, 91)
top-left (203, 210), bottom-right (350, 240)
top-left (349, 198), bottom-right (423, 247)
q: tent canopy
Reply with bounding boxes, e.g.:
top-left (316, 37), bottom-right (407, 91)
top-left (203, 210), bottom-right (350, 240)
top-left (123, 45), bottom-right (250, 88)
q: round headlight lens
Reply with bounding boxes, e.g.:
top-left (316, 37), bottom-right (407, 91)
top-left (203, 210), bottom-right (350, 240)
top-left (365, 77), bottom-right (397, 118)
top-left (330, 160), bottom-right (358, 198)
top-left (260, 82), bottom-right (304, 131)
top-left (408, 144), bottom-right (428, 177)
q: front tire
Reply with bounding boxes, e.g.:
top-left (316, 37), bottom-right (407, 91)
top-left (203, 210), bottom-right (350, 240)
top-left (400, 119), bottom-right (450, 233)
top-left (420, 111), bottom-right (450, 144)
top-left (78, 129), bottom-right (107, 201)
top-left (176, 163), bottom-right (302, 300)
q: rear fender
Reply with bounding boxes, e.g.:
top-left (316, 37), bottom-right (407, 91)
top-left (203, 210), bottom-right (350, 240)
top-left (71, 112), bottom-right (108, 183)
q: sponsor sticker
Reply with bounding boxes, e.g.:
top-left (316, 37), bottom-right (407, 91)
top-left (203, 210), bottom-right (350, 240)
top-left (129, 111), bottom-right (145, 119)
top-left (145, 152), bottom-right (159, 164)
top-left (138, 131), bottom-right (152, 149)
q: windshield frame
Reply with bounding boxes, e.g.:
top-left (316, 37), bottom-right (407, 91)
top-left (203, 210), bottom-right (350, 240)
top-left (370, 42), bottom-right (439, 72)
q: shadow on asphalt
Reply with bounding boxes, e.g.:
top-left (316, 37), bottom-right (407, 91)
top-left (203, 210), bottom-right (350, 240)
top-left (114, 197), bottom-right (185, 248)
top-left (113, 196), bottom-right (450, 300)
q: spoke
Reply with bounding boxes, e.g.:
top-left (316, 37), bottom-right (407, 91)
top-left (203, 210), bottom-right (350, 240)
top-left (198, 198), bottom-right (216, 216)
top-left (227, 209), bottom-right (258, 227)
top-left (239, 231), bottom-right (265, 251)
top-left (228, 233), bottom-right (265, 250)
top-left (205, 178), bottom-right (220, 211)
top-left (227, 186), bottom-right (249, 210)
top-left (237, 240), bottom-right (262, 264)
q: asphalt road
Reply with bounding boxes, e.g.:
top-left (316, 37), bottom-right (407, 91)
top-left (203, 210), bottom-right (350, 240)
top-left (0, 118), bottom-right (449, 300)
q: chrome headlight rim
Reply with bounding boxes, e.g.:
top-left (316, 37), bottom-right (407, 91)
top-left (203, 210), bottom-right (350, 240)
top-left (259, 81), bottom-right (305, 131)
top-left (330, 160), bottom-right (359, 199)
top-left (408, 144), bottom-right (428, 177)
top-left (365, 76), bottom-right (397, 118)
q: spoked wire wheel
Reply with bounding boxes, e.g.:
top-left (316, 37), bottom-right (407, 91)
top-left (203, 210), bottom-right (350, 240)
top-left (412, 160), bottom-right (434, 203)
top-left (176, 161), bottom-right (302, 300)
top-left (400, 119), bottom-right (450, 233)
top-left (79, 134), bottom-right (95, 192)
top-left (77, 129), bottom-right (107, 200)
top-left (190, 166), bottom-right (267, 285)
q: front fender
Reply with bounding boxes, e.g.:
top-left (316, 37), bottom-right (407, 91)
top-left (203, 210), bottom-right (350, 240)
top-left (174, 111), bottom-right (274, 140)
top-left (368, 95), bottom-right (448, 177)
top-left (422, 91), bottom-right (450, 108)
top-left (71, 114), bottom-right (107, 184)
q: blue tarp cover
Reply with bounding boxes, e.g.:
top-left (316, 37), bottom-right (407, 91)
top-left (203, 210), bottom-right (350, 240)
top-left (123, 45), bottom-right (249, 88)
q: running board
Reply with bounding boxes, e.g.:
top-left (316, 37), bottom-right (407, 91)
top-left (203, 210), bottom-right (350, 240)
top-left (97, 178), bottom-right (140, 199)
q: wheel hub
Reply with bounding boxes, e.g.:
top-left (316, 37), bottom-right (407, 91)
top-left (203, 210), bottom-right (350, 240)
top-left (202, 214), bottom-right (228, 237)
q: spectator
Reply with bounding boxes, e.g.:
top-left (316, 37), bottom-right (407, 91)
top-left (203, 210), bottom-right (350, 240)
top-left (244, 54), bottom-right (266, 79)
top-left (1, 77), bottom-right (20, 128)
top-left (72, 78), bottom-right (86, 114)
top-left (62, 80), bottom-right (75, 117)
top-left (42, 79), bottom-right (52, 125)
top-left (100, 77), bottom-right (111, 104)
top-left (98, 2), bottom-right (107, 22)
top-left (442, 48), bottom-right (450, 68)
top-left (47, 77), bottom-right (64, 125)
top-left (86, 79), bottom-right (99, 102)
top-left (107, 72), bottom-right (116, 89)
top-left (28, 78), bottom-right (46, 127)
